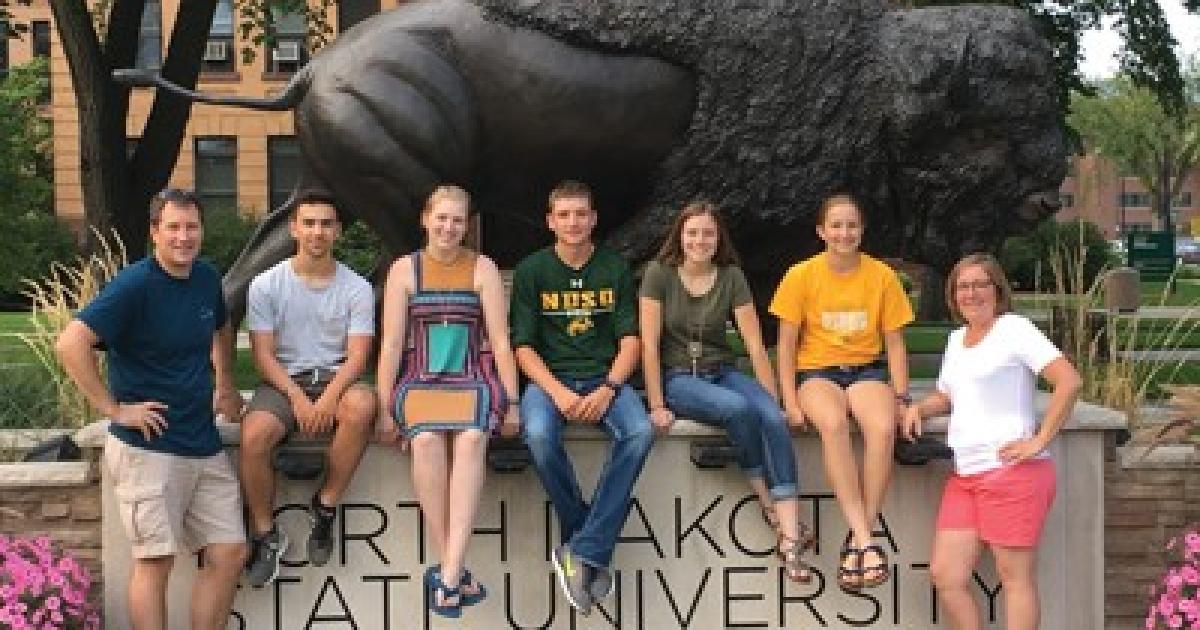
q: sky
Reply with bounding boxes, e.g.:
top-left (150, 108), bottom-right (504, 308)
top-left (1079, 0), bottom-right (1200, 79)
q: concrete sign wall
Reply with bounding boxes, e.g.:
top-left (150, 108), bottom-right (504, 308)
top-left (102, 400), bottom-right (1119, 629)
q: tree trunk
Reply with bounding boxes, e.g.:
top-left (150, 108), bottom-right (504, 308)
top-left (127, 0), bottom-right (216, 255)
top-left (49, 0), bottom-right (215, 257)
top-left (49, 0), bottom-right (126, 251)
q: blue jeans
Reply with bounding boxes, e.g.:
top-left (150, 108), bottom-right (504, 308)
top-left (664, 366), bottom-right (799, 500)
top-left (521, 376), bottom-right (653, 568)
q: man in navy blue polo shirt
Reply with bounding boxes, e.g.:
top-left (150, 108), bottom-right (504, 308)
top-left (56, 189), bottom-right (247, 629)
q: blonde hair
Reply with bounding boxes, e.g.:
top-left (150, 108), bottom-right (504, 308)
top-left (945, 253), bottom-right (1014, 322)
top-left (422, 184), bottom-right (471, 216)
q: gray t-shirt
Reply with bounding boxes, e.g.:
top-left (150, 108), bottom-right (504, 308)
top-left (247, 259), bottom-right (374, 374)
top-left (638, 260), bottom-right (754, 370)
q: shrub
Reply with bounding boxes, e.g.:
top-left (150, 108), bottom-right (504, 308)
top-left (333, 221), bottom-right (384, 278)
top-left (0, 366), bottom-right (62, 431)
top-left (0, 211), bottom-right (77, 304)
top-left (200, 205), bottom-right (257, 275)
top-left (0, 534), bottom-right (100, 629)
top-left (1000, 219), bottom-right (1112, 291)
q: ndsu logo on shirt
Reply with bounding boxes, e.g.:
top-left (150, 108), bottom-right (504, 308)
top-left (821, 310), bottom-right (868, 336)
top-left (539, 287), bottom-right (616, 337)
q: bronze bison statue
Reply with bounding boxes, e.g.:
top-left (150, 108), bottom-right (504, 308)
top-left (117, 0), bottom-right (1065, 318)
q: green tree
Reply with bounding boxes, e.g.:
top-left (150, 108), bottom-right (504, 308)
top-left (0, 58), bottom-right (51, 216)
top-left (38, 0), bottom-right (332, 257)
top-left (1068, 67), bottom-right (1200, 233)
top-left (0, 58), bottom-right (77, 300)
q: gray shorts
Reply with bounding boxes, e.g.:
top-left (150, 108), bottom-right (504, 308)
top-left (245, 367), bottom-right (336, 437)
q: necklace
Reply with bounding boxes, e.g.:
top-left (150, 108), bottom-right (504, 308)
top-left (680, 266), bottom-right (719, 377)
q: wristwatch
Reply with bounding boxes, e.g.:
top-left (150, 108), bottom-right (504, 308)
top-left (601, 379), bottom-right (622, 393)
top-left (894, 392), bottom-right (913, 405)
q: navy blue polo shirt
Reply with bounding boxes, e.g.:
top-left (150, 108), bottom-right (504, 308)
top-left (77, 256), bottom-right (226, 457)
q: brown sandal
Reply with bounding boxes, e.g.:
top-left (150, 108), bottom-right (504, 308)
top-left (776, 533), bottom-right (815, 583)
top-left (837, 545), bottom-right (865, 590)
top-left (859, 544), bottom-right (891, 588)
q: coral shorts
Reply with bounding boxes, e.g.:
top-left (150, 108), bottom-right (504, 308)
top-left (935, 458), bottom-right (1056, 548)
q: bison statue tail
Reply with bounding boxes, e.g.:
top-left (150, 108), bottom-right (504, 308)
top-left (111, 66), bottom-right (310, 112)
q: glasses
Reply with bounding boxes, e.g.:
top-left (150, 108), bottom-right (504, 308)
top-left (954, 279), bottom-right (993, 292)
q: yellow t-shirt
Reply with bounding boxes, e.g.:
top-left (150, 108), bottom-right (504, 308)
top-left (769, 252), bottom-right (914, 370)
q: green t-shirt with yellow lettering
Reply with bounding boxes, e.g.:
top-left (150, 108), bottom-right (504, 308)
top-left (510, 246), bottom-right (638, 378)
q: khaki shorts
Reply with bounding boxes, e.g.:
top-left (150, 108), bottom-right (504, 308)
top-left (246, 368), bottom-right (372, 438)
top-left (245, 369), bottom-right (334, 437)
top-left (105, 435), bottom-right (246, 558)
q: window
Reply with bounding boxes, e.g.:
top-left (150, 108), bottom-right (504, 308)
top-left (195, 137), bottom-right (237, 211)
top-left (1119, 192), bottom-right (1153, 208)
top-left (0, 21), bottom-right (9, 78)
top-left (136, 1), bottom-right (162, 70)
top-left (1120, 192), bottom-right (1195, 208)
top-left (31, 21), bottom-right (51, 102)
top-left (203, 0), bottom-right (235, 74)
top-left (31, 21), bottom-right (50, 59)
top-left (338, 0), bottom-right (380, 33)
top-left (268, 136), bottom-right (302, 211)
top-left (1060, 193), bottom-right (1074, 208)
top-left (265, 8), bottom-right (307, 75)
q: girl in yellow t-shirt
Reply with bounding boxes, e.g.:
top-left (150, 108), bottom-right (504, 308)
top-left (769, 193), bottom-right (913, 591)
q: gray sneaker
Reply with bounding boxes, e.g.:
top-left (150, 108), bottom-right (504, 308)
top-left (551, 544), bottom-right (593, 615)
top-left (245, 526), bottom-right (289, 587)
top-left (589, 566), bottom-right (613, 602)
top-left (307, 496), bottom-right (336, 567)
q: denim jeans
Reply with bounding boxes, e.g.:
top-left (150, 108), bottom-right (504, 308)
top-left (521, 376), bottom-right (653, 568)
top-left (797, 359), bottom-right (888, 389)
top-left (664, 366), bottom-right (799, 500)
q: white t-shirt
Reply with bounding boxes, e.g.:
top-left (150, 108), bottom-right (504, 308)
top-left (247, 259), bottom-right (374, 375)
top-left (935, 313), bottom-right (1062, 475)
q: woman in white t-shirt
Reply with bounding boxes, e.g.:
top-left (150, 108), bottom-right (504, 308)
top-left (902, 253), bottom-right (1080, 630)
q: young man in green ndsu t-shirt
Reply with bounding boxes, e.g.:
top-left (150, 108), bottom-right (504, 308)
top-left (510, 180), bottom-right (653, 616)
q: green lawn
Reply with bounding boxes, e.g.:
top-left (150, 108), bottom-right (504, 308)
top-left (0, 312), bottom-right (34, 334)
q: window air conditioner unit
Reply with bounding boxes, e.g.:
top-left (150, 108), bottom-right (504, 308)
top-left (274, 41), bottom-right (302, 62)
top-left (203, 40), bottom-right (228, 62)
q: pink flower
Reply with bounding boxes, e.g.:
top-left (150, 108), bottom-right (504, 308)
top-left (1187, 533), bottom-right (1200, 557)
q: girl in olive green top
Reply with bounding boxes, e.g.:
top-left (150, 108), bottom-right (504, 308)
top-left (639, 201), bottom-right (813, 583)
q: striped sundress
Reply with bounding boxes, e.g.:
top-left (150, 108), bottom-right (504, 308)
top-left (392, 249), bottom-right (505, 437)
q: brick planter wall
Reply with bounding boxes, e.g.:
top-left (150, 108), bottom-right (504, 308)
top-left (1104, 434), bottom-right (1200, 629)
top-left (0, 450), bottom-right (103, 600)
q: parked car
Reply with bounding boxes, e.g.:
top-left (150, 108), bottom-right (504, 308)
top-left (1177, 239), bottom-right (1200, 264)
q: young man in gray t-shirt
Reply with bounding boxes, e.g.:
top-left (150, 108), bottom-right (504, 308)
top-left (240, 194), bottom-right (377, 587)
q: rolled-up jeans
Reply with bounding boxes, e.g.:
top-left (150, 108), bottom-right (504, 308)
top-left (521, 375), bottom-right (654, 568)
top-left (664, 365), bottom-right (799, 500)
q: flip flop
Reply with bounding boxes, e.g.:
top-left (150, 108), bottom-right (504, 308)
top-left (459, 568), bottom-right (488, 607)
top-left (425, 566), bottom-right (462, 619)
